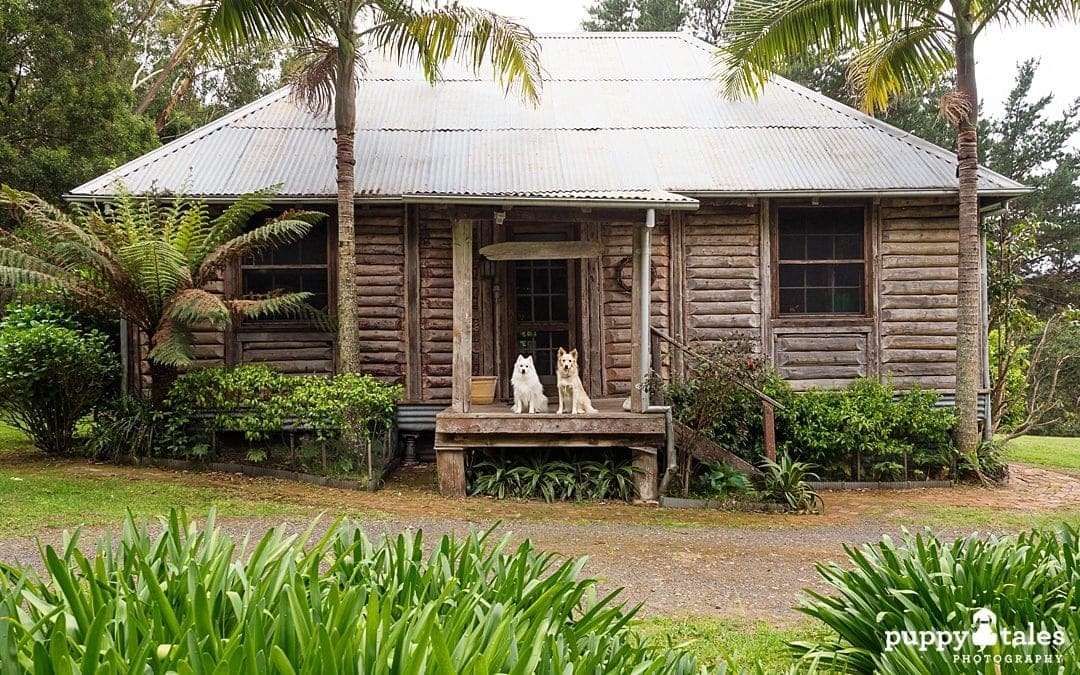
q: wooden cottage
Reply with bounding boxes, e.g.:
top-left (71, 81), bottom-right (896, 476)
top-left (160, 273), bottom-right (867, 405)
top-left (68, 33), bottom-right (1026, 497)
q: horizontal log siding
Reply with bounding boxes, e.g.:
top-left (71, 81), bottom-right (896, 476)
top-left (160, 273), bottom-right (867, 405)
top-left (354, 206), bottom-right (405, 383)
top-left (774, 330), bottom-right (869, 391)
top-left (602, 216), bottom-right (669, 395)
top-left (420, 212), bottom-right (454, 401)
top-left (684, 201), bottom-right (761, 346)
top-left (879, 198), bottom-right (959, 390)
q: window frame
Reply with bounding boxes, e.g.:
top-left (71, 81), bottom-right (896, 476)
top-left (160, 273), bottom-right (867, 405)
top-left (770, 202), bottom-right (872, 323)
top-left (230, 209), bottom-right (337, 329)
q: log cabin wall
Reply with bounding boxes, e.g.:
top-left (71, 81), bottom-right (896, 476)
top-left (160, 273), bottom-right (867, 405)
top-left (600, 213), bottom-right (670, 396)
top-left (417, 209), bottom-right (454, 402)
top-left (878, 197), bottom-right (959, 391)
top-left (352, 205), bottom-right (406, 383)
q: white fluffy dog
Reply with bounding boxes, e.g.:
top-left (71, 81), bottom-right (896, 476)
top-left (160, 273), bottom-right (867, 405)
top-left (510, 355), bottom-right (548, 413)
top-left (556, 347), bottom-right (598, 414)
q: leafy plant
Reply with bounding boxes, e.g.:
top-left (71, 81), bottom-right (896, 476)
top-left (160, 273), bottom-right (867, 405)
top-left (470, 453), bottom-right (639, 502)
top-left (84, 395), bottom-right (160, 461)
top-left (0, 308), bottom-right (117, 454)
top-left (955, 440), bottom-right (1010, 484)
top-left (0, 510), bottom-right (705, 673)
top-left (795, 526), bottom-right (1080, 674)
top-left (697, 461), bottom-right (754, 501)
top-left (758, 455), bottom-right (822, 514)
top-left (0, 186), bottom-right (325, 399)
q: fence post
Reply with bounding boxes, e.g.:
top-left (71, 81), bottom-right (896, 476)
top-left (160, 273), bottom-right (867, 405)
top-left (763, 402), bottom-right (776, 462)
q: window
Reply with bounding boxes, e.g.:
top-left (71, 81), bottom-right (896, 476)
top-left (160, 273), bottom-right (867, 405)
top-left (777, 207), bottom-right (866, 315)
top-left (240, 220), bottom-right (329, 318)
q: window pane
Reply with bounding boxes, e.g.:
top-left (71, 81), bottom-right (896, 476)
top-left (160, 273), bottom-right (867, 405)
top-left (779, 288), bottom-right (804, 314)
top-left (534, 267), bottom-right (550, 293)
top-left (779, 236), bottom-right (803, 260)
top-left (833, 288), bottom-right (862, 313)
top-left (835, 235), bottom-right (862, 259)
top-left (516, 295), bottom-right (531, 322)
top-left (273, 243), bottom-right (300, 265)
top-left (552, 294), bottom-right (568, 322)
top-left (804, 264), bottom-right (828, 287)
top-left (243, 269), bottom-right (275, 295)
top-left (806, 235), bottom-right (831, 259)
top-left (834, 263), bottom-right (863, 287)
top-left (515, 267), bottom-right (531, 293)
top-left (534, 297), bottom-right (550, 322)
top-left (805, 288), bottom-right (831, 313)
top-left (778, 265), bottom-right (803, 287)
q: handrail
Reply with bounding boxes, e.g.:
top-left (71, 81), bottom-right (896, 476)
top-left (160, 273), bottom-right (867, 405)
top-left (649, 327), bottom-right (788, 411)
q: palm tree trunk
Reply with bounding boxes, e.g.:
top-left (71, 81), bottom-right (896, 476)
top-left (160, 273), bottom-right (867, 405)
top-left (953, 15), bottom-right (982, 456)
top-left (334, 29), bottom-right (361, 373)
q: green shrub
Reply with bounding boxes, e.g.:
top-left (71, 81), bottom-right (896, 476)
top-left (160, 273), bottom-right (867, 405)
top-left (0, 310), bottom-right (117, 454)
top-left (758, 454), bottom-right (822, 513)
top-left (469, 453), bottom-right (639, 502)
top-left (84, 396), bottom-right (160, 461)
top-left (795, 526), bottom-right (1080, 673)
top-left (0, 510), bottom-right (705, 673)
top-left (776, 379), bottom-right (956, 481)
top-left (160, 365), bottom-right (402, 459)
top-left (697, 461), bottom-right (754, 501)
top-left (955, 439), bottom-right (1010, 483)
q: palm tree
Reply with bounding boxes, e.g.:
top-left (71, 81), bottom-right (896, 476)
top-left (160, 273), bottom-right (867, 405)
top-left (716, 1), bottom-right (1080, 459)
top-left (0, 185), bottom-right (323, 400)
top-left (192, 0), bottom-right (542, 374)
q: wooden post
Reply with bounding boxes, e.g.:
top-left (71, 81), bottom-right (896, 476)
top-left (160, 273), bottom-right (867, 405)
top-left (403, 206), bottom-right (422, 400)
top-left (451, 218), bottom-right (474, 413)
top-left (631, 446), bottom-right (658, 502)
top-left (763, 401), bottom-right (777, 461)
top-left (436, 446), bottom-right (467, 497)
top-left (630, 210), bottom-right (653, 413)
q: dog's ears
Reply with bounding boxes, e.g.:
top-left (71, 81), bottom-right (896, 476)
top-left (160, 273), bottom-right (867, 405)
top-left (525, 355), bottom-right (534, 363)
top-left (571, 348), bottom-right (578, 359)
top-left (557, 347), bottom-right (566, 357)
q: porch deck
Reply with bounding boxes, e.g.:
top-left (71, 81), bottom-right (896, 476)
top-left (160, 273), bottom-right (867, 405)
top-left (434, 397), bottom-right (666, 499)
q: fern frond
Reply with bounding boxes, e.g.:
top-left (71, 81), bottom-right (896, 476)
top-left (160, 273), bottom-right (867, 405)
top-left (228, 291), bottom-right (312, 320)
top-left (117, 239), bottom-right (190, 314)
top-left (164, 288), bottom-right (231, 328)
top-left (199, 187), bottom-right (280, 259)
top-left (148, 320), bottom-right (197, 367)
top-left (195, 213), bottom-right (318, 287)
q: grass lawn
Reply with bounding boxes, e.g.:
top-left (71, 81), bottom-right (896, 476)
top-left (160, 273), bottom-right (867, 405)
top-left (1007, 435), bottom-right (1080, 470)
top-left (639, 616), bottom-right (820, 671)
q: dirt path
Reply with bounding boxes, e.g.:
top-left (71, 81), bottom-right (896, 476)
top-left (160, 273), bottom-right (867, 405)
top-left (0, 462), bottom-right (1077, 623)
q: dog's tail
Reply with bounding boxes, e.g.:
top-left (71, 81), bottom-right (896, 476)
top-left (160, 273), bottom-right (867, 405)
top-left (585, 401), bottom-right (598, 414)
top-left (537, 393), bottom-right (549, 413)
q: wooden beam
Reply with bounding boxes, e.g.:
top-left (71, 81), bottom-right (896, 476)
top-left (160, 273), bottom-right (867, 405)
top-left (435, 446), bottom-right (466, 497)
top-left (668, 211), bottom-right (686, 380)
top-left (403, 206), bottom-right (422, 400)
top-left (631, 446), bottom-right (659, 502)
top-left (479, 240), bottom-right (603, 260)
top-left (452, 218), bottom-right (474, 413)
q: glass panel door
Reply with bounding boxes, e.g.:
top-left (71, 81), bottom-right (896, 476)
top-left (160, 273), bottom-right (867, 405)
top-left (513, 258), bottom-right (571, 385)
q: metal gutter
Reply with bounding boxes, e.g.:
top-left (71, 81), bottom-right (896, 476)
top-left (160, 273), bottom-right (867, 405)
top-left (402, 194), bottom-right (701, 210)
top-left (682, 188), bottom-right (1032, 199)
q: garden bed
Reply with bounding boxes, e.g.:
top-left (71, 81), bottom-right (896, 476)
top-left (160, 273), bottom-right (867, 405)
top-left (659, 496), bottom-right (787, 512)
top-left (142, 456), bottom-right (399, 491)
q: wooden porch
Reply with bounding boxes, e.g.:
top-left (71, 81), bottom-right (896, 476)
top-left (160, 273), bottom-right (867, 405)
top-left (434, 206), bottom-right (684, 501)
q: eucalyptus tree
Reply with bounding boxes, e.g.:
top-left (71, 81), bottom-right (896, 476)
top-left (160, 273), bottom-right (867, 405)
top-left (717, 0), bottom-right (1080, 457)
top-left (192, 0), bottom-right (542, 373)
top-left (0, 186), bottom-right (322, 400)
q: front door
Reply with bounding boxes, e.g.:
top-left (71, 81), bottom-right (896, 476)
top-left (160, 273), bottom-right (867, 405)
top-left (507, 230), bottom-right (577, 387)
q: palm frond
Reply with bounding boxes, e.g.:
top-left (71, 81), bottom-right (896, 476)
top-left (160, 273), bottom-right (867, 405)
top-left (164, 289), bottom-right (232, 328)
top-left (976, 0), bottom-right (1080, 34)
top-left (848, 23), bottom-right (953, 113)
top-left (288, 39), bottom-right (358, 115)
top-left (366, 2), bottom-right (542, 104)
top-left (195, 211), bottom-right (319, 287)
top-left (191, 0), bottom-right (322, 54)
top-left (716, 0), bottom-right (949, 103)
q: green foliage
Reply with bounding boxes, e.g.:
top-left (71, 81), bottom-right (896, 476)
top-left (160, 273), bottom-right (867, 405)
top-left (697, 461), bottom-right (754, 501)
top-left (757, 455), bottom-right (822, 514)
top-left (0, 186), bottom-right (326, 397)
top-left (160, 364), bottom-right (402, 467)
top-left (1029, 317), bottom-right (1080, 436)
top-left (84, 396), bottom-right (160, 461)
top-left (0, 307), bottom-right (117, 454)
top-left (469, 453), bottom-right (639, 503)
top-left (0, 0), bottom-right (158, 211)
top-left (776, 379), bottom-right (956, 481)
top-left (794, 526), bottom-right (1080, 673)
top-left (955, 440), bottom-right (1010, 484)
top-left (581, 0), bottom-right (730, 42)
top-left (0, 510), bottom-right (706, 673)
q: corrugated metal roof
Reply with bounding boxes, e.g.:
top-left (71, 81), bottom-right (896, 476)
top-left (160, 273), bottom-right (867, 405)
top-left (68, 32), bottom-right (1026, 202)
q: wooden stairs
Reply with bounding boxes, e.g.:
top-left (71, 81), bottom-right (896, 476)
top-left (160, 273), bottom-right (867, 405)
top-left (672, 420), bottom-right (759, 476)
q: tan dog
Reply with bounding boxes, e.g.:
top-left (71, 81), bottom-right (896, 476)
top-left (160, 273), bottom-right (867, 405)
top-left (556, 347), bottom-right (598, 414)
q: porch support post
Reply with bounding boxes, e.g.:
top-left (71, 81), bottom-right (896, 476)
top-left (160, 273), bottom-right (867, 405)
top-left (630, 209), bottom-right (654, 413)
top-left (451, 218), bottom-right (474, 413)
top-left (436, 445), bottom-right (467, 496)
top-left (631, 446), bottom-right (658, 502)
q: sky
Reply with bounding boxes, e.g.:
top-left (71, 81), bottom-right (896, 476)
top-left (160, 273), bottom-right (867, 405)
top-left (469, 1), bottom-right (1080, 120)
